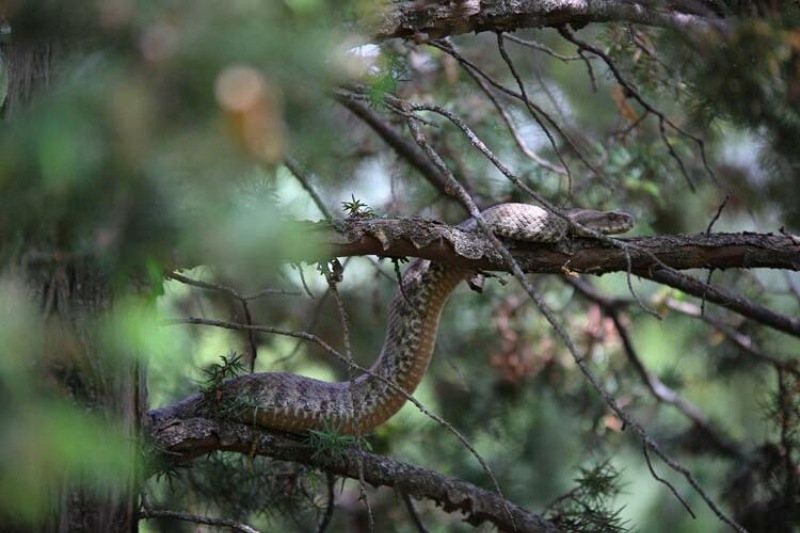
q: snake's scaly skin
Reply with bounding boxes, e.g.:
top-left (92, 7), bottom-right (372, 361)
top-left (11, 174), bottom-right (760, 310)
top-left (223, 204), bottom-right (634, 435)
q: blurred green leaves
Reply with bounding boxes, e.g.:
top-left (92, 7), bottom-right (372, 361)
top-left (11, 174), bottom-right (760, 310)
top-left (0, 0), bottom-right (347, 272)
top-left (0, 278), bottom-right (133, 524)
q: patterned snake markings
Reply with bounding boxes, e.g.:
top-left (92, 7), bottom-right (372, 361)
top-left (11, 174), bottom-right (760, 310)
top-left (206, 204), bottom-right (635, 435)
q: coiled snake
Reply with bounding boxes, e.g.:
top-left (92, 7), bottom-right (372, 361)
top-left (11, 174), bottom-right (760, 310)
top-left (186, 204), bottom-right (634, 435)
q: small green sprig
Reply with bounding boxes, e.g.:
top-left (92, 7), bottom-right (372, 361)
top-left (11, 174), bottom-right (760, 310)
top-left (199, 352), bottom-right (247, 418)
top-left (202, 351), bottom-right (246, 388)
top-left (305, 422), bottom-right (372, 464)
top-left (341, 194), bottom-right (376, 218)
top-left (546, 460), bottom-right (629, 532)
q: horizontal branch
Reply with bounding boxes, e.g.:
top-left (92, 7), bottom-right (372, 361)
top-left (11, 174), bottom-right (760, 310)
top-left (375, 0), bottom-right (720, 42)
top-left (290, 218), bottom-right (800, 337)
top-left (145, 415), bottom-right (558, 533)
top-left (642, 268), bottom-right (800, 337)
top-left (293, 219), bottom-right (800, 275)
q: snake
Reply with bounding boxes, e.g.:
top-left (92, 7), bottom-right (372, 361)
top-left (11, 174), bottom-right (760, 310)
top-left (179, 204), bottom-right (634, 435)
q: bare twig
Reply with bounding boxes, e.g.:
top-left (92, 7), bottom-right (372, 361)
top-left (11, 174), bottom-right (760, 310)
top-left (322, 261), bottom-right (375, 531)
top-left (610, 309), bottom-right (743, 459)
top-left (503, 33), bottom-right (585, 61)
top-left (400, 490), bottom-right (429, 533)
top-left (166, 271), bottom-right (300, 300)
top-left (315, 472), bottom-right (337, 533)
top-left (458, 54), bottom-right (567, 176)
top-left (645, 269), bottom-right (800, 338)
top-left (166, 271), bottom-right (301, 371)
top-left (428, 39), bottom-right (601, 180)
top-left (568, 278), bottom-right (744, 460)
top-left (334, 91), bottom-right (471, 209)
top-left (284, 157), bottom-right (334, 219)
top-left (663, 297), bottom-right (794, 367)
top-left (642, 445), bottom-right (696, 519)
top-left (495, 32), bottom-right (574, 179)
top-left (706, 195), bottom-right (730, 234)
top-left (139, 507), bottom-right (261, 533)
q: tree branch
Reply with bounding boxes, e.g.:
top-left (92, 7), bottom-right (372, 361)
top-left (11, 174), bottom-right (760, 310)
top-left (292, 218), bottom-right (800, 275)
top-left (374, 1), bottom-right (722, 42)
top-left (144, 416), bottom-right (558, 533)
top-left (642, 268), bottom-right (800, 337)
top-left (276, 218), bottom-right (800, 336)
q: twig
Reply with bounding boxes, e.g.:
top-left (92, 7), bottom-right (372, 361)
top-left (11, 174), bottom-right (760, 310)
top-left (284, 157), bottom-right (334, 219)
top-left (642, 445), bottom-right (696, 519)
top-left (295, 262), bottom-right (315, 299)
top-left (139, 507), bottom-right (261, 533)
top-left (400, 490), bottom-right (429, 533)
top-left (495, 33), bottom-right (572, 178)
top-left (334, 92), bottom-right (471, 209)
top-left (428, 39), bottom-right (601, 180)
top-left (663, 297), bottom-right (794, 367)
top-left (646, 269), bottom-right (800, 338)
top-left (166, 271), bottom-right (300, 300)
top-left (503, 33), bottom-right (585, 61)
top-left (706, 195), bottom-right (729, 234)
top-left (322, 261), bottom-right (375, 532)
top-left (460, 54), bottom-right (567, 176)
top-left (166, 271), bottom-right (301, 371)
top-left (315, 472), bottom-right (337, 533)
top-left (609, 309), bottom-right (743, 459)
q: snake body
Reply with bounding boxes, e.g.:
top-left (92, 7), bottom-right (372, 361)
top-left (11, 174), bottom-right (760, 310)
top-left (218, 204), bottom-right (634, 435)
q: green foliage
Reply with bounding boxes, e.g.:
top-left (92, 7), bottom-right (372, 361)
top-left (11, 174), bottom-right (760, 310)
top-left (341, 193), bottom-right (377, 218)
top-left (0, 279), bottom-right (133, 525)
top-left (306, 425), bottom-right (373, 464)
top-left (365, 49), bottom-right (407, 108)
top-left (546, 461), bottom-right (629, 533)
top-left (202, 352), bottom-right (246, 386)
top-left (722, 369), bottom-right (800, 530)
top-left (667, 16), bottom-right (800, 227)
top-left (148, 453), bottom-right (322, 527)
top-left (199, 352), bottom-right (248, 418)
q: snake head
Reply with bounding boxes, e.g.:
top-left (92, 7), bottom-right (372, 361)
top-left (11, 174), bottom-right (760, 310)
top-left (564, 209), bottom-right (635, 236)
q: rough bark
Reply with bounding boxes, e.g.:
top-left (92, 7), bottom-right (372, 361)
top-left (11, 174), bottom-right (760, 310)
top-left (290, 218), bottom-right (800, 275)
top-left (288, 218), bottom-right (799, 336)
top-left (145, 415), bottom-right (559, 533)
top-left (374, 0), bottom-right (720, 42)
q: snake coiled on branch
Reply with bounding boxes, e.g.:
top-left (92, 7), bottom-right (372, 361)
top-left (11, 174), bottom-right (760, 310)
top-left (182, 204), bottom-right (634, 435)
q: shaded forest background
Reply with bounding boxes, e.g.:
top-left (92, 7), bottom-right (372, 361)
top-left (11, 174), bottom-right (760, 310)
top-left (1, 1), bottom-right (799, 532)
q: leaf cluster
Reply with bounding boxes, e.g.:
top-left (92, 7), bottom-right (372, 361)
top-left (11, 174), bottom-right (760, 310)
top-left (546, 461), bottom-right (629, 533)
top-left (198, 352), bottom-right (248, 419)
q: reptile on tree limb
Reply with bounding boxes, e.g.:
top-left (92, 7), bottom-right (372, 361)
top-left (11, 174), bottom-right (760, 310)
top-left (167, 204), bottom-right (634, 435)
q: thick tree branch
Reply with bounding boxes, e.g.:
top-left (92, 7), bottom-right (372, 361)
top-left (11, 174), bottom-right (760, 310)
top-left (285, 218), bottom-right (800, 337)
top-left (294, 218), bottom-right (800, 275)
top-left (374, 1), bottom-right (721, 42)
top-left (144, 416), bottom-right (558, 533)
